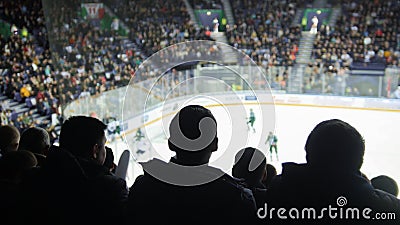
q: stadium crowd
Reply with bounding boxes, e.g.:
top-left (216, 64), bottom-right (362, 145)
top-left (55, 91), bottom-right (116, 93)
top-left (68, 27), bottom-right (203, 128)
top-left (103, 0), bottom-right (214, 56)
top-left (313, 0), bottom-right (399, 67)
top-left (0, 0), bottom-right (219, 137)
top-left (2, 0), bottom-right (399, 134)
top-left (0, 0), bottom-right (59, 140)
top-left (309, 0), bottom-right (400, 94)
top-left (191, 0), bottom-right (223, 10)
top-left (227, 0), bottom-right (304, 90)
top-left (0, 1), bottom-right (400, 224)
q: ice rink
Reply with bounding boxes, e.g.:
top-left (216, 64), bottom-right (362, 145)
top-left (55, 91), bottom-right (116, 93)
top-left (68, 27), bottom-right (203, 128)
top-left (112, 102), bottom-right (400, 188)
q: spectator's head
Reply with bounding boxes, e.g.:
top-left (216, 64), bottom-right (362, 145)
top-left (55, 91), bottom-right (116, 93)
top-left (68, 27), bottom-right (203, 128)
top-left (19, 127), bottom-right (50, 155)
top-left (0, 150), bottom-right (37, 183)
top-left (59, 116), bottom-right (107, 165)
top-left (168, 105), bottom-right (218, 165)
top-left (0, 125), bottom-right (20, 155)
top-left (263, 163), bottom-right (277, 188)
top-left (305, 119), bottom-right (365, 172)
top-left (103, 146), bottom-right (116, 172)
top-left (232, 147), bottom-right (266, 187)
top-left (371, 175), bottom-right (399, 197)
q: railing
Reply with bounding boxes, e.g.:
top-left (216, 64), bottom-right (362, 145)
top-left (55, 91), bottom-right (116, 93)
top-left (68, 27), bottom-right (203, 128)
top-left (302, 65), bottom-right (399, 98)
top-left (64, 65), bottom-right (400, 122)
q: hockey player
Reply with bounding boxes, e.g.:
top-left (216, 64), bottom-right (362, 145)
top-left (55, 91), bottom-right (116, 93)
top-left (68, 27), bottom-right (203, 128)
top-left (134, 128), bottom-right (146, 155)
top-left (246, 108), bottom-right (256, 133)
top-left (265, 132), bottom-right (278, 161)
top-left (134, 128), bottom-right (145, 142)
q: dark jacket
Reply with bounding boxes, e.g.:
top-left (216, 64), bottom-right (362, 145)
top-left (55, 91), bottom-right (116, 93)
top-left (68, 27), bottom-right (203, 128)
top-left (126, 158), bottom-right (257, 225)
top-left (249, 184), bottom-right (267, 210)
top-left (77, 157), bottom-right (129, 223)
top-left (265, 162), bottom-right (400, 225)
top-left (19, 147), bottom-right (128, 225)
top-left (0, 180), bottom-right (20, 225)
top-left (32, 153), bottom-right (46, 167)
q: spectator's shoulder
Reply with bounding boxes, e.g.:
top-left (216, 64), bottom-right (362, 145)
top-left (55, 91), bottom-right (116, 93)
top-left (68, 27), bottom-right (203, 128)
top-left (221, 173), bottom-right (256, 207)
top-left (372, 188), bottom-right (400, 212)
top-left (103, 171), bottom-right (127, 187)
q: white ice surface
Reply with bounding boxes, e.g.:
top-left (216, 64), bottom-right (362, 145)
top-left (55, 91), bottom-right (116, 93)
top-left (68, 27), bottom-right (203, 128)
top-left (111, 103), bottom-right (400, 188)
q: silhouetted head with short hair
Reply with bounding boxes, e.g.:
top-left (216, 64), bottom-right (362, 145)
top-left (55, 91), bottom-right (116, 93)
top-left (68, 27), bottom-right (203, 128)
top-left (19, 127), bottom-right (50, 155)
top-left (0, 125), bottom-right (20, 155)
top-left (371, 175), bottom-right (399, 197)
top-left (232, 147), bottom-right (266, 187)
top-left (168, 105), bottom-right (218, 166)
top-left (0, 150), bottom-right (37, 183)
top-left (59, 116), bottom-right (107, 165)
top-left (305, 119), bottom-right (365, 172)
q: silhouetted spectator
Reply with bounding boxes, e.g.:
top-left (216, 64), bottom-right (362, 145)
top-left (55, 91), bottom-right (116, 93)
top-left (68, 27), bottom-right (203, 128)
top-left (0, 150), bottom-right (37, 183)
top-left (371, 175), bottom-right (399, 197)
top-left (127, 105), bottom-right (257, 225)
top-left (232, 147), bottom-right (267, 209)
top-left (0, 125), bottom-right (20, 157)
top-left (19, 116), bottom-right (128, 225)
top-left (103, 146), bottom-right (116, 173)
top-left (262, 163), bottom-right (277, 189)
top-left (18, 127), bottom-right (50, 167)
top-left (266, 119), bottom-right (400, 224)
top-left (18, 145), bottom-right (88, 225)
top-left (0, 150), bottom-right (37, 225)
top-left (58, 116), bottom-right (128, 224)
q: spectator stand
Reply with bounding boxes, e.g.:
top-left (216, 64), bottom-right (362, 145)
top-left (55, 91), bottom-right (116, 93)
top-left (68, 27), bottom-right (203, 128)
top-left (308, 0), bottom-right (399, 97)
top-left (227, 0), bottom-right (304, 92)
top-left (0, 1), bottom-right (60, 143)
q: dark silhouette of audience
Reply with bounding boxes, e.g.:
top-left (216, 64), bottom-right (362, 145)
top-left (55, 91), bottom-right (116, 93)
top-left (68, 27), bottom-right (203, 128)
top-left (19, 116), bottom-right (128, 225)
top-left (18, 127), bottom-right (50, 167)
top-left (232, 147), bottom-right (267, 209)
top-left (265, 119), bottom-right (400, 224)
top-left (58, 116), bottom-right (128, 224)
top-left (0, 112), bottom-right (399, 225)
top-left (126, 105), bottom-right (257, 225)
top-left (371, 175), bottom-right (399, 197)
top-left (0, 150), bottom-right (37, 225)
